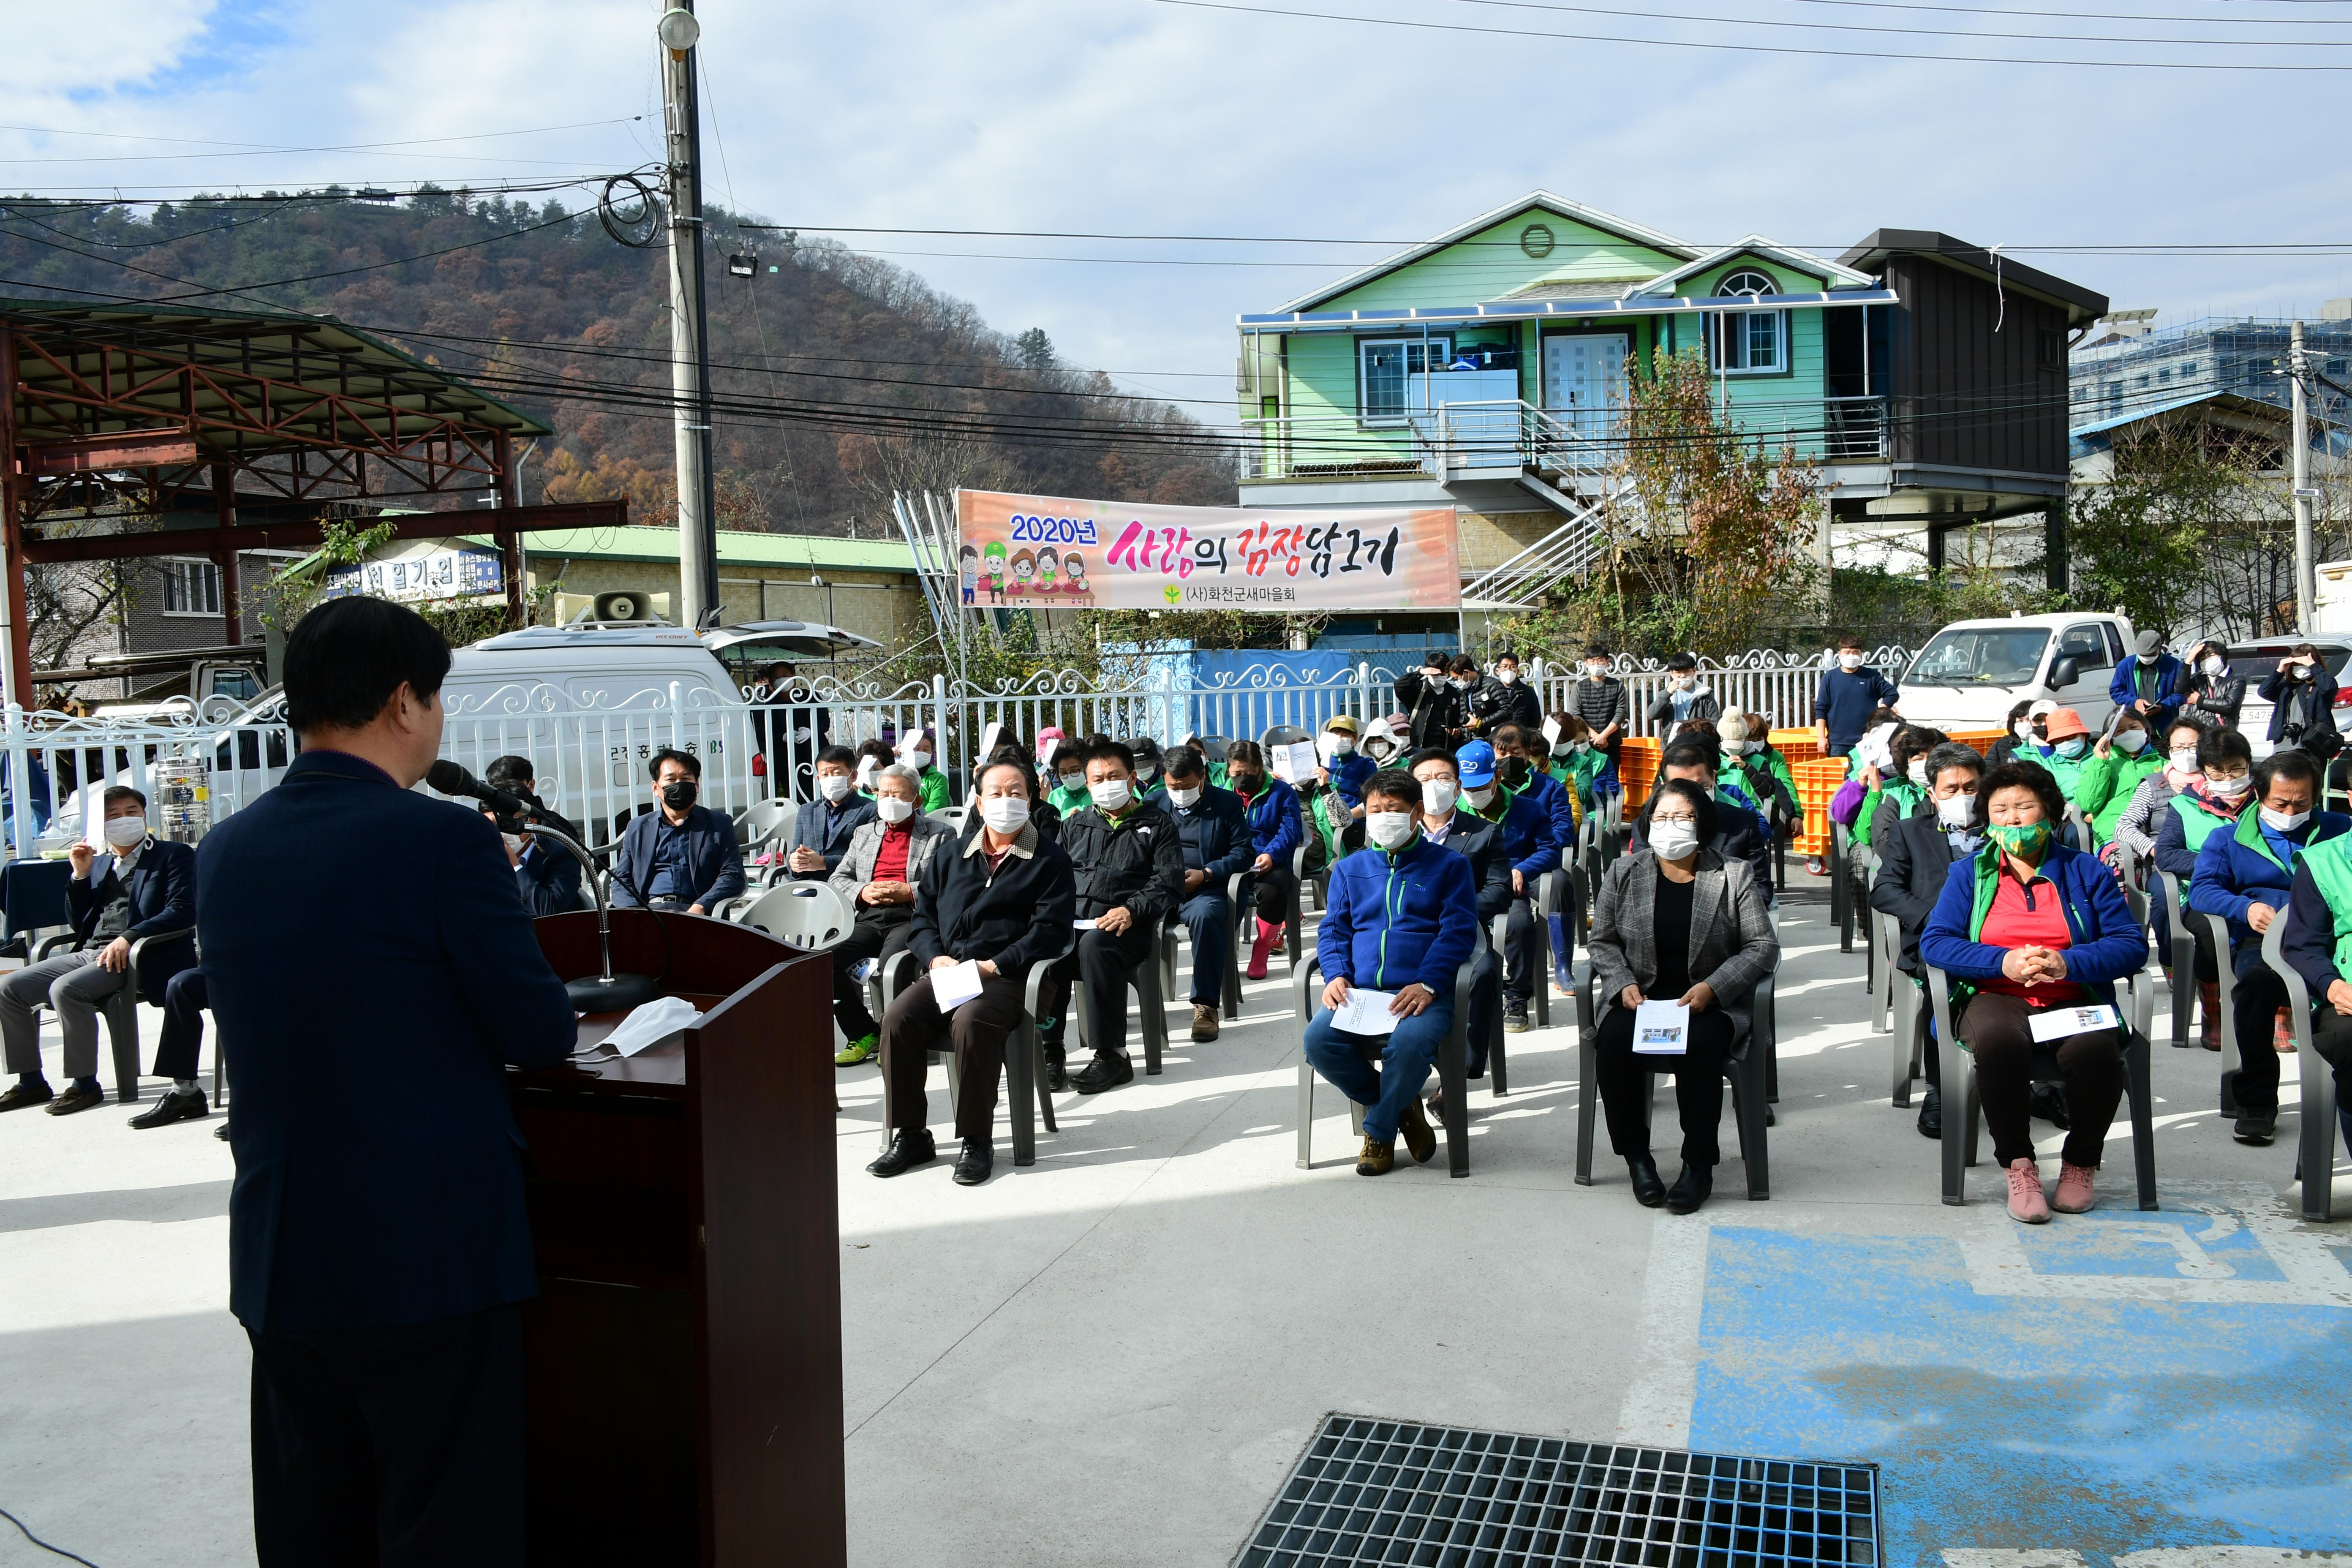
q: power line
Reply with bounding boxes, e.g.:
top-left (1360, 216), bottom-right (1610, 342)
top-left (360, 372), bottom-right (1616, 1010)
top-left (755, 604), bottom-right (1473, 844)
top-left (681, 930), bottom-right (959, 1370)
top-left (1793, 0), bottom-right (2352, 24)
top-left (1448, 0), bottom-right (2352, 46)
top-left (0, 116), bottom-right (646, 155)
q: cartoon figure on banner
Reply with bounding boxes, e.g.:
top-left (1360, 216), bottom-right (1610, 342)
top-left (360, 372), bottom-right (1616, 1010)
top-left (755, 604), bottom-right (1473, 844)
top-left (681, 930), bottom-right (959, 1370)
top-left (1063, 553), bottom-right (1090, 602)
top-left (1010, 548), bottom-right (1036, 596)
top-left (983, 540), bottom-right (1008, 604)
top-left (958, 544), bottom-right (978, 606)
top-left (1036, 545), bottom-right (1059, 594)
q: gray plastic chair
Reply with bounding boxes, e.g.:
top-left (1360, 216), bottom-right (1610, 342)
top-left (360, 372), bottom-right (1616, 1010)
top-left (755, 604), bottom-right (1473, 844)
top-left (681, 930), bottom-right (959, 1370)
top-left (1922, 963), bottom-right (2158, 1210)
top-left (1292, 950), bottom-right (1478, 1177)
top-left (1572, 959), bottom-right (1773, 1199)
top-left (2199, 911), bottom-right (2255, 1116)
top-left (1161, 871), bottom-right (1246, 1020)
top-left (734, 797), bottom-right (796, 856)
top-left (2154, 868), bottom-right (2199, 1047)
top-left (2259, 918), bottom-right (2344, 1222)
top-left (736, 882), bottom-right (851, 951)
top-left (1073, 928), bottom-right (1168, 1075)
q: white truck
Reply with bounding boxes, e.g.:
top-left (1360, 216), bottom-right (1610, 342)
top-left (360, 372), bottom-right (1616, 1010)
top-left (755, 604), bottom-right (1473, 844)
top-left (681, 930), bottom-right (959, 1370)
top-left (1889, 611), bottom-right (2141, 734)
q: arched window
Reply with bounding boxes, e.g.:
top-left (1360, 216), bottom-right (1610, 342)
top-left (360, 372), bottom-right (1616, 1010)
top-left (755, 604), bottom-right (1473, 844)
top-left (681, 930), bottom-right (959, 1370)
top-left (1710, 269), bottom-right (1785, 373)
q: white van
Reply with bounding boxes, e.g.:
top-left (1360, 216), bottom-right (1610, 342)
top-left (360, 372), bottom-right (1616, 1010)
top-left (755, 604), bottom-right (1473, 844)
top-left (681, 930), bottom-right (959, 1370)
top-left (1891, 612), bottom-right (2140, 734)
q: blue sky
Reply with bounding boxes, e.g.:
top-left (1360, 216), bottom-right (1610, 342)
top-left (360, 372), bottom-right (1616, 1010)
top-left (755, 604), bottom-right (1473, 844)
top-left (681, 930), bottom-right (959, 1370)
top-left (9, 0), bottom-right (2352, 423)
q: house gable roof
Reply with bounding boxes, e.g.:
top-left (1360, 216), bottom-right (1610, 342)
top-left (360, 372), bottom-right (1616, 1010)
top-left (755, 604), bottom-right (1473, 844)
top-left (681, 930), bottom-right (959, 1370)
top-left (1837, 229), bottom-right (2109, 324)
top-left (1626, 238), bottom-right (1875, 299)
top-left (1276, 191), bottom-right (1698, 315)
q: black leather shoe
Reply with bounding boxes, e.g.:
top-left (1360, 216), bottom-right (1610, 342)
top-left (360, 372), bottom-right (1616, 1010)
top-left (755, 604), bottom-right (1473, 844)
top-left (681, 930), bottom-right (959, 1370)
top-left (128, 1087), bottom-right (208, 1130)
top-left (1628, 1155), bottom-right (1667, 1207)
top-left (44, 1083), bottom-right (105, 1116)
top-left (214, 1121), bottom-right (231, 1142)
top-left (2030, 1082), bottom-right (2071, 1129)
top-left (1915, 1083), bottom-right (1943, 1140)
top-left (2233, 1108), bottom-right (2278, 1146)
top-left (866, 1130), bottom-right (937, 1177)
top-left (952, 1138), bottom-right (994, 1185)
top-left (1071, 1052), bottom-right (1134, 1094)
top-left (1043, 1045), bottom-right (1069, 1093)
top-left (0, 1080), bottom-right (54, 1112)
top-left (1666, 1164), bottom-right (1714, 1214)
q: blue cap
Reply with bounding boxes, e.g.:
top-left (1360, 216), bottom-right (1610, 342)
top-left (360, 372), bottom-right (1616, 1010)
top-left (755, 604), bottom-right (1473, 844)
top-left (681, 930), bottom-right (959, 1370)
top-left (1455, 740), bottom-right (1497, 787)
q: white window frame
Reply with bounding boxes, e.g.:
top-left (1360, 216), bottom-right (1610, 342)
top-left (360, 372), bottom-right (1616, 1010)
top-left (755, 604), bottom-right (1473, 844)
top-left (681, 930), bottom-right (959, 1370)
top-left (161, 557), bottom-right (222, 618)
top-left (1709, 270), bottom-right (1787, 376)
top-left (1356, 335), bottom-right (1452, 426)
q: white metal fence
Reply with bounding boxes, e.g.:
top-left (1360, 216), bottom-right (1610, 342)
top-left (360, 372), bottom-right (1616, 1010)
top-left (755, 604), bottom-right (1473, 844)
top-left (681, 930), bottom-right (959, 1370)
top-left (0, 645), bottom-right (1914, 858)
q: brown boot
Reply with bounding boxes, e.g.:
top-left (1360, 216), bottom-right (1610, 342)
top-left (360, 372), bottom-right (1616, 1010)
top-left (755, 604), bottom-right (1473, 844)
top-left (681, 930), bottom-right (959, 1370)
top-left (1355, 1136), bottom-right (1395, 1176)
top-left (1191, 1002), bottom-right (1220, 1042)
top-left (2275, 1007), bottom-right (2296, 1054)
top-left (1396, 1096), bottom-right (1437, 1164)
top-left (2198, 981), bottom-right (2222, 1051)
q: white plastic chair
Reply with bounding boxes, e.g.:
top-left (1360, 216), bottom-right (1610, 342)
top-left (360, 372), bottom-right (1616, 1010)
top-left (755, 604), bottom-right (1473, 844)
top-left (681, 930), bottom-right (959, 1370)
top-left (735, 797), bottom-right (797, 855)
top-left (736, 882), bottom-right (851, 951)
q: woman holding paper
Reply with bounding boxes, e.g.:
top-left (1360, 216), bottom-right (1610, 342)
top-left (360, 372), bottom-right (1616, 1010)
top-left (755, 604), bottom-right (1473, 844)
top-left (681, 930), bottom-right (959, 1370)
top-left (1587, 779), bottom-right (1780, 1214)
top-left (1919, 762), bottom-right (2147, 1224)
top-left (1225, 741), bottom-right (1304, 981)
top-left (869, 759), bottom-right (1077, 1187)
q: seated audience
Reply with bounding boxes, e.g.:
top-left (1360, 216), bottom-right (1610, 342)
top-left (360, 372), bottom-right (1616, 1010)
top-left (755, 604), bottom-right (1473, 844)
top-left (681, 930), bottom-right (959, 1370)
top-left (1492, 724), bottom-right (1578, 860)
top-left (852, 738), bottom-right (896, 794)
top-left (1040, 740), bottom-right (1186, 1092)
top-left (1225, 741), bottom-right (1304, 981)
top-left (1160, 746), bottom-right (1254, 1042)
top-left (1407, 746), bottom-right (1511, 1095)
top-left (1867, 741), bottom-right (1986, 1138)
top-left (134, 968), bottom-right (215, 1130)
top-left (1587, 779), bottom-right (1779, 1214)
top-left (609, 749), bottom-right (746, 914)
top-left (1320, 715), bottom-right (1375, 813)
top-left (2275, 834), bottom-right (2352, 1167)
top-left (1457, 740), bottom-right (1561, 1032)
top-left (1132, 737), bottom-right (1167, 795)
top-left (479, 752), bottom-right (586, 916)
top-left (1302, 769), bottom-right (1479, 1176)
top-left (897, 729), bottom-right (952, 811)
top-left (2188, 747), bottom-right (2349, 1144)
top-left (789, 745), bottom-right (877, 881)
top-left (1919, 762), bottom-right (2148, 1224)
top-left (2072, 709), bottom-right (2159, 846)
top-left (2155, 727), bottom-right (2257, 1051)
top-left (869, 759), bottom-right (1078, 1186)
top-left (1717, 709), bottom-right (1798, 828)
top-left (1631, 737), bottom-right (1773, 903)
top-left (2113, 716), bottom-right (2207, 867)
top-left (826, 764), bottom-right (955, 1067)
top-left (1046, 743), bottom-right (1091, 815)
top-left (0, 786), bottom-right (197, 1117)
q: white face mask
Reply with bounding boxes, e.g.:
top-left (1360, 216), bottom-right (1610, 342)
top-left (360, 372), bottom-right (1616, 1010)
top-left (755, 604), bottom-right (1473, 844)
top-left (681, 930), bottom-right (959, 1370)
top-left (818, 774), bottom-right (852, 802)
top-left (1669, 675), bottom-right (1693, 691)
top-left (1165, 784), bottom-right (1202, 808)
top-left (501, 832), bottom-right (526, 855)
top-left (2261, 805), bottom-right (2312, 833)
top-left (2013, 720), bottom-right (2035, 743)
top-left (1058, 771), bottom-right (1083, 792)
top-left (1464, 784), bottom-right (1497, 809)
top-left (1585, 663), bottom-right (1608, 679)
top-left (1450, 677), bottom-right (1472, 691)
top-left (2208, 772), bottom-right (2251, 798)
top-left (1937, 792), bottom-right (1976, 829)
top-left (876, 795), bottom-right (915, 824)
top-left (2202, 656), bottom-right (2226, 677)
top-left (2169, 747), bottom-right (2200, 773)
top-left (905, 751), bottom-right (931, 770)
top-left (1496, 668), bottom-right (1519, 685)
top-left (1906, 760), bottom-right (1929, 787)
top-left (1367, 811), bottom-right (1417, 849)
top-left (1421, 778), bottom-right (1458, 816)
top-left (1649, 819), bottom-right (1700, 860)
top-left (2115, 730), bottom-right (2149, 754)
top-left (977, 795), bottom-right (1031, 834)
top-left (1136, 761), bottom-right (1159, 781)
top-left (1838, 652), bottom-right (1863, 670)
top-left (1326, 736), bottom-right (1355, 755)
top-left (1089, 777), bottom-right (1132, 811)
top-left (1744, 740), bottom-right (1764, 755)
top-left (102, 814), bottom-right (147, 849)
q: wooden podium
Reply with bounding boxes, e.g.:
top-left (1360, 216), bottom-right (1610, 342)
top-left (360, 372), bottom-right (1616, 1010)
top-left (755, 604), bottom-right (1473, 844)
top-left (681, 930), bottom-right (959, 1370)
top-left (511, 909), bottom-right (845, 1567)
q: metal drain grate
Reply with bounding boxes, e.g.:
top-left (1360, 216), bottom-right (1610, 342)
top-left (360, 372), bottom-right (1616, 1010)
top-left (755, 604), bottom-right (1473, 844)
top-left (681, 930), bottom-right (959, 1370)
top-left (1236, 1413), bottom-right (1881, 1568)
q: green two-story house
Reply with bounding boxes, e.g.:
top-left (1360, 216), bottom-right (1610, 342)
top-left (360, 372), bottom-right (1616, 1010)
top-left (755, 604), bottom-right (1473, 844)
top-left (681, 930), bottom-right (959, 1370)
top-left (1236, 193), bottom-right (2107, 602)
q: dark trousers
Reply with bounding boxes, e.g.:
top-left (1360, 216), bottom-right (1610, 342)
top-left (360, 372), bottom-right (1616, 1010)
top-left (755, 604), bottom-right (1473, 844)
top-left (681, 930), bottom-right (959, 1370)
top-left (1503, 893), bottom-right (1540, 1003)
top-left (828, 905), bottom-right (914, 1040)
top-left (2230, 945), bottom-right (2286, 1113)
top-left (1593, 1003), bottom-right (1735, 1167)
top-left (2310, 1007), bottom-right (2352, 1155)
top-left (247, 1302), bottom-right (524, 1568)
top-left (879, 966), bottom-right (1027, 1141)
top-left (1465, 941), bottom-right (1500, 1075)
top-left (1177, 890), bottom-right (1231, 1004)
top-left (1040, 922), bottom-right (1157, 1059)
top-left (153, 967), bottom-right (209, 1080)
top-left (1252, 863), bottom-right (1296, 924)
top-left (1957, 991), bottom-right (2125, 1168)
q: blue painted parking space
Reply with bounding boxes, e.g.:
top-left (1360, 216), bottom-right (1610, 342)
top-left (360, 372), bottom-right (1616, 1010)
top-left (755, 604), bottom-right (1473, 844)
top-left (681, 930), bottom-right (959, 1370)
top-left (1685, 1190), bottom-right (2352, 1565)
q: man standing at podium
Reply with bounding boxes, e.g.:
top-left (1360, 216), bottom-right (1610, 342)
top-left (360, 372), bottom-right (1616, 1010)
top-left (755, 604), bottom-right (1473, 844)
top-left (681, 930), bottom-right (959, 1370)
top-left (199, 596), bottom-right (576, 1566)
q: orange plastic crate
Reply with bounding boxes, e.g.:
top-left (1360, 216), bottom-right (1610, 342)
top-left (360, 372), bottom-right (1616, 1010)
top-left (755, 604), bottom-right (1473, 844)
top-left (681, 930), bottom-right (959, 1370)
top-left (1768, 728), bottom-right (1821, 765)
top-left (1619, 737), bottom-right (1661, 808)
top-left (1947, 727), bottom-right (2006, 757)
top-left (1791, 755), bottom-right (1850, 858)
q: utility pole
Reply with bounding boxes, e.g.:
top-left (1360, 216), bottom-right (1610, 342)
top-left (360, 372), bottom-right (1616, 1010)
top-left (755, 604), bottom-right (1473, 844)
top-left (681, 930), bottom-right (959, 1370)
top-left (657, 5), bottom-right (721, 629)
top-left (2292, 319), bottom-right (2319, 635)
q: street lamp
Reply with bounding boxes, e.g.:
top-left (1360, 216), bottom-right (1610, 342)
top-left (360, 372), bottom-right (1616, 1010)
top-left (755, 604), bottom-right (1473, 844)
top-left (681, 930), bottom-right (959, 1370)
top-left (656, 8), bottom-right (700, 54)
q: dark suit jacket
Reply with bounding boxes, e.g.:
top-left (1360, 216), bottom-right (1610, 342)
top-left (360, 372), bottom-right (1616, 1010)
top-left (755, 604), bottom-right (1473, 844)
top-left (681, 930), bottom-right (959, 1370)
top-left (199, 749), bottom-right (575, 1333)
top-left (609, 802), bottom-right (747, 909)
top-left (789, 793), bottom-right (876, 880)
top-left (513, 840), bottom-right (585, 916)
top-left (68, 836), bottom-right (195, 945)
top-left (1868, 811), bottom-right (1960, 974)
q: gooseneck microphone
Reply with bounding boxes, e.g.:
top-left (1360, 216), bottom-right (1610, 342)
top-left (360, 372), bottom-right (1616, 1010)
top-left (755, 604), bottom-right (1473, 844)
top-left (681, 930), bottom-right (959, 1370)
top-left (428, 761), bottom-right (661, 1015)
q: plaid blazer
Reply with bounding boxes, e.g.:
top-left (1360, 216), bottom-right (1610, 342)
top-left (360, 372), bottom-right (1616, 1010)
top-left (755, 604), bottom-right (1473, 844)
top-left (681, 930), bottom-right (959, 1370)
top-left (828, 811), bottom-right (954, 903)
top-left (1587, 847), bottom-right (1779, 1039)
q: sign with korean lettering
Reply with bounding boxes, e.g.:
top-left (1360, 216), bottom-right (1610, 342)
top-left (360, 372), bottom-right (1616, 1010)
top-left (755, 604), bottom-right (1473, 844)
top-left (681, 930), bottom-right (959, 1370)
top-left (956, 490), bottom-right (1459, 612)
top-left (322, 547), bottom-right (504, 605)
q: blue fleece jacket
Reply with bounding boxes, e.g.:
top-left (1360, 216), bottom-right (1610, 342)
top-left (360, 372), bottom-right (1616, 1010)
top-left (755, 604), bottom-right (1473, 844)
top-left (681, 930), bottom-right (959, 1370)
top-left (1917, 840), bottom-right (2148, 1010)
top-left (2189, 806), bottom-right (2351, 958)
top-left (1236, 775), bottom-right (1303, 861)
top-left (1317, 836), bottom-right (1479, 994)
top-left (1514, 769), bottom-right (1577, 863)
top-left (1472, 784), bottom-right (1561, 884)
top-left (1328, 751), bottom-right (1376, 809)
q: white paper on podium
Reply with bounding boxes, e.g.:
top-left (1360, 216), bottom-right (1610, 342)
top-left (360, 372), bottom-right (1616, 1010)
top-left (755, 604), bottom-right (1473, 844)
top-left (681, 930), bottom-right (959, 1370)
top-left (2026, 1002), bottom-right (2119, 1044)
top-left (1632, 1000), bottom-right (1691, 1055)
top-left (932, 959), bottom-right (985, 1012)
top-left (1274, 740), bottom-right (1320, 784)
top-left (1333, 988), bottom-right (1398, 1035)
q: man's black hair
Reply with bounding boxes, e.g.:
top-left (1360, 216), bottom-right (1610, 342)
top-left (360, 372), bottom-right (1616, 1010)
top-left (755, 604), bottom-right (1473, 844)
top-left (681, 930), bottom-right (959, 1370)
top-left (282, 596), bottom-right (450, 735)
top-left (1666, 651), bottom-right (1697, 672)
top-left (1364, 768), bottom-right (1420, 810)
top-left (816, 745), bottom-right (858, 769)
top-left (1495, 649), bottom-right (1519, 664)
top-left (648, 747), bottom-right (702, 782)
top-left (1163, 746), bottom-right (1207, 781)
top-left (1639, 778), bottom-right (1719, 847)
top-left (1660, 736), bottom-right (1719, 775)
top-left (101, 784), bottom-right (147, 811)
top-left (484, 754), bottom-right (536, 788)
top-left (1584, 643), bottom-right (1611, 660)
top-left (2198, 728), bottom-right (2254, 772)
top-left (1407, 746), bottom-right (1457, 775)
top-left (1085, 738), bottom-right (1137, 774)
top-left (1448, 653), bottom-right (1479, 673)
top-left (2256, 748), bottom-right (2322, 796)
top-left (1424, 648), bottom-right (1450, 668)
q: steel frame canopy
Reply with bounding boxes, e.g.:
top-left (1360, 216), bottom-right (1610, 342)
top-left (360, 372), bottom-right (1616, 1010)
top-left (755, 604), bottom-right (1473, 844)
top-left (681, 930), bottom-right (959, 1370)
top-left (0, 297), bottom-right (629, 705)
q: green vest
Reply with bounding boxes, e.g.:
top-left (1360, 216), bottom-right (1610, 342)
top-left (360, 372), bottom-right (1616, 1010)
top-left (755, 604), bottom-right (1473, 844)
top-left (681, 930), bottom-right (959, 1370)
top-left (2300, 832), bottom-right (2352, 977)
top-left (2167, 794), bottom-right (2232, 903)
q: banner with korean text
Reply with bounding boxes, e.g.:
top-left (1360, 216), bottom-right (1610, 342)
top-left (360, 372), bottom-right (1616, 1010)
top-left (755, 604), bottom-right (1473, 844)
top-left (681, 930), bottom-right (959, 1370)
top-left (955, 490), bottom-right (1459, 612)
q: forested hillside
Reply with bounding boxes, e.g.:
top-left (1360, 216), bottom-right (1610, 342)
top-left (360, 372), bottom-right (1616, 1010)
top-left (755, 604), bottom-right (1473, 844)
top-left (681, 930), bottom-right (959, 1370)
top-left (0, 189), bottom-right (1238, 531)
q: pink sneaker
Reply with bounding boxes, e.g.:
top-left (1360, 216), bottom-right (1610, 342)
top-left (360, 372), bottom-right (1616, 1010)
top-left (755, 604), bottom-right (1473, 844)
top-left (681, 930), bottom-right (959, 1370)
top-left (2004, 1157), bottom-right (2050, 1224)
top-left (2052, 1162), bottom-right (2097, 1214)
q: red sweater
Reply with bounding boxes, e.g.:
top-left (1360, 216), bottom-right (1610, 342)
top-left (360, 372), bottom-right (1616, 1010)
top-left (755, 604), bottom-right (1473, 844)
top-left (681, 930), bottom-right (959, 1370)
top-left (1975, 866), bottom-right (2082, 1004)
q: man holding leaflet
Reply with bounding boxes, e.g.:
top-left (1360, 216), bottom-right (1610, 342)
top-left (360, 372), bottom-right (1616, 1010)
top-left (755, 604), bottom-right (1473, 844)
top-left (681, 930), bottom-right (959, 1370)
top-left (1300, 769), bottom-right (1479, 1176)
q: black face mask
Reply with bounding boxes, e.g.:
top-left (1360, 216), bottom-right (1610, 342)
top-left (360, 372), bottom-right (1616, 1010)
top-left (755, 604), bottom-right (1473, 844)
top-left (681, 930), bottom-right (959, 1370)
top-left (662, 779), bottom-right (698, 809)
top-left (1229, 771), bottom-right (1262, 795)
top-left (1498, 757), bottom-right (1531, 790)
